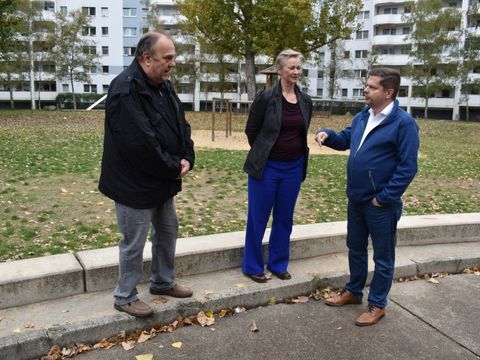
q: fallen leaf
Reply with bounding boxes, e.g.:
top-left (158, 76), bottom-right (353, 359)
top-left (171, 341), bottom-right (182, 349)
top-left (121, 341), bottom-right (135, 351)
top-left (218, 309), bottom-right (231, 318)
top-left (474, 271), bottom-right (480, 276)
top-left (249, 321), bottom-right (259, 332)
top-left (268, 297), bottom-right (277, 305)
top-left (137, 331), bottom-right (152, 343)
top-left (136, 354), bottom-right (154, 360)
top-left (96, 201), bottom-right (105, 206)
top-left (197, 311), bottom-right (215, 326)
top-left (234, 306), bottom-right (246, 314)
top-left (427, 277), bottom-right (440, 284)
top-left (0, 316), bottom-right (4, 322)
top-left (98, 338), bottom-right (114, 349)
top-left (336, 326), bottom-right (342, 330)
top-left (204, 290), bottom-right (214, 295)
top-left (13, 328), bottom-right (21, 333)
top-left (235, 283), bottom-right (247, 288)
top-left (24, 323), bottom-right (34, 328)
top-left (291, 296), bottom-right (309, 304)
top-left (205, 310), bottom-right (214, 317)
top-left (153, 297), bottom-right (170, 304)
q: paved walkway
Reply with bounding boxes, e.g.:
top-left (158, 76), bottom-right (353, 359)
top-left (74, 273), bottom-right (480, 360)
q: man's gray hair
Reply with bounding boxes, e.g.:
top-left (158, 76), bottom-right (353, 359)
top-left (275, 49), bottom-right (304, 70)
top-left (134, 31), bottom-right (170, 60)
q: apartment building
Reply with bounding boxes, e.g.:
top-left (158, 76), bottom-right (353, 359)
top-left (0, 0), bottom-right (479, 119)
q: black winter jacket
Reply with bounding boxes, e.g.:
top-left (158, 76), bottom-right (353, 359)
top-left (98, 59), bottom-right (195, 209)
top-left (243, 82), bottom-right (312, 180)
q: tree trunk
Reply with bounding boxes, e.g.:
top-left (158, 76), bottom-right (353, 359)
top-left (244, 42), bottom-right (256, 100)
top-left (424, 97), bottom-right (429, 119)
top-left (328, 44), bottom-right (337, 100)
top-left (7, 72), bottom-right (14, 109)
top-left (70, 74), bottom-right (77, 110)
top-left (28, 34), bottom-right (35, 110)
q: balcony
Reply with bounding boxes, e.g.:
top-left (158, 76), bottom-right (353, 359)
top-left (372, 34), bottom-right (409, 46)
top-left (373, 13), bottom-right (408, 26)
top-left (373, 0), bottom-right (409, 5)
top-left (376, 54), bottom-right (410, 66)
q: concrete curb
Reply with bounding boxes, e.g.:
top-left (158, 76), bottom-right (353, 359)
top-left (1, 213), bottom-right (479, 309)
top-left (0, 241), bottom-right (479, 360)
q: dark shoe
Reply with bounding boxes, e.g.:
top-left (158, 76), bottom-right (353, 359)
top-left (150, 284), bottom-right (193, 298)
top-left (270, 270), bottom-right (291, 280)
top-left (114, 299), bottom-right (153, 317)
top-left (355, 305), bottom-right (385, 326)
top-left (325, 290), bottom-right (362, 307)
top-left (244, 273), bottom-right (269, 283)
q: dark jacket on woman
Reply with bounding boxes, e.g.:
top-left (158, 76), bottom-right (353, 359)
top-left (98, 59), bottom-right (195, 209)
top-left (243, 82), bottom-right (312, 180)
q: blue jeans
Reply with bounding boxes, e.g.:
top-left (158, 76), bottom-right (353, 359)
top-left (345, 199), bottom-right (402, 308)
top-left (243, 156), bottom-right (304, 275)
top-left (114, 199), bottom-right (178, 305)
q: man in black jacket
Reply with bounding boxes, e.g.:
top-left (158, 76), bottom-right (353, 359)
top-left (99, 31), bottom-right (195, 317)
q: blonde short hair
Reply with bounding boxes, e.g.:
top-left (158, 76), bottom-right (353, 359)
top-left (275, 49), bottom-right (304, 70)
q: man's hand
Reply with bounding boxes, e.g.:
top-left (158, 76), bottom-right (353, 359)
top-left (315, 131), bottom-right (328, 147)
top-left (177, 159), bottom-right (191, 179)
top-left (371, 197), bottom-right (383, 208)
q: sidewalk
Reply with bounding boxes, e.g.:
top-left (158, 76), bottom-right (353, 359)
top-left (0, 213), bottom-right (479, 360)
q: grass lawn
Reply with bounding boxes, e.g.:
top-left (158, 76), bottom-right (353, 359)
top-left (0, 110), bottom-right (479, 262)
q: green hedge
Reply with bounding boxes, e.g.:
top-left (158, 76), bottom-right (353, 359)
top-left (55, 93), bottom-right (105, 109)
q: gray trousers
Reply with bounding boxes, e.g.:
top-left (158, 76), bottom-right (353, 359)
top-left (114, 198), bottom-right (178, 305)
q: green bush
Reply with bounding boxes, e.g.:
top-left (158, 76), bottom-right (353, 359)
top-left (55, 92), bottom-right (105, 109)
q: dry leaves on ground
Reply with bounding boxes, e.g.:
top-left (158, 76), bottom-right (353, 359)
top-left (249, 321), bottom-right (259, 332)
top-left (136, 354), bottom-right (154, 360)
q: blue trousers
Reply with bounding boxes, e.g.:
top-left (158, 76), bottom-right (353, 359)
top-left (345, 200), bottom-right (402, 308)
top-left (243, 156), bottom-right (304, 275)
top-left (114, 199), bottom-right (178, 306)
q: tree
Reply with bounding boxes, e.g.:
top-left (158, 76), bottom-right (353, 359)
top-left (176, 0), bottom-right (362, 100)
top-left (0, 0), bottom-right (19, 54)
top-left (457, 4), bottom-right (480, 121)
top-left (47, 9), bottom-right (100, 110)
top-left (404, 0), bottom-right (462, 119)
top-left (141, 0), bottom-right (164, 31)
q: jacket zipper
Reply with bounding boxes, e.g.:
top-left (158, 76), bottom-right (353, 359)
top-left (369, 170), bottom-right (377, 191)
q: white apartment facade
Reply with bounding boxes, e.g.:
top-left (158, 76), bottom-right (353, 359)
top-left (0, 0), bottom-right (479, 119)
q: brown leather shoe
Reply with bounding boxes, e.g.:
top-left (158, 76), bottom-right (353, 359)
top-left (150, 284), bottom-right (193, 298)
top-left (114, 299), bottom-right (153, 317)
top-left (355, 305), bottom-right (385, 326)
top-left (324, 290), bottom-right (362, 307)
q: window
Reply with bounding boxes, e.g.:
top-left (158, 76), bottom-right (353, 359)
top-left (102, 46), bottom-right (109, 55)
top-left (103, 84), bottom-right (109, 93)
top-left (382, 28), bottom-right (396, 35)
top-left (82, 27), bottom-right (96, 36)
top-left (354, 69), bottom-right (367, 78)
top-left (60, 6), bottom-right (67, 15)
top-left (123, 47), bottom-right (136, 56)
top-left (353, 88), bottom-right (363, 97)
top-left (83, 46), bottom-right (96, 55)
top-left (86, 66), bottom-right (97, 74)
top-left (357, 11), bottom-right (370, 20)
top-left (317, 88), bottom-right (323, 98)
top-left (404, 6), bottom-right (411, 14)
top-left (384, 8), bottom-right (397, 14)
top-left (317, 71), bottom-right (324, 79)
top-left (341, 88), bottom-right (348, 98)
top-left (123, 27), bottom-right (137, 37)
top-left (82, 7), bottom-right (96, 16)
top-left (142, 27), bottom-right (149, 34)
top-left (344, 51), bottom-right (350, 59)
top-left (398, 86), bottom-right (408, 97)
top-left (356, 30), bottom-right (369, 39)
top-left (123, 8), bottom-right (137, 17)
top-left (84, 84), bottom-right (97, 93)
top-left (355, 50), bottom-right (368, 58)
top-left (101, 7), bottom-right (108, 17)
top-left (44, 2), bottom-right (54, 12)
top-left (403, 27), bottom-right (411, 35)
top-left (62, 84), bottom-right (69, 92)
top-left (302, 69), bottom-right (309, 77)
top-left (102, 66), bottom-right (109, 74)
top-left (101, 27), bottom-right (108, 36)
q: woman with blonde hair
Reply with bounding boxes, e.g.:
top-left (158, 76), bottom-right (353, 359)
top-left (242, 49), bottom-right (313, 283)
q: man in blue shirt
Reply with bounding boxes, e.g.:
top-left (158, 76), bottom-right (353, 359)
top-left (315, 68), bottom-right (419, 326)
